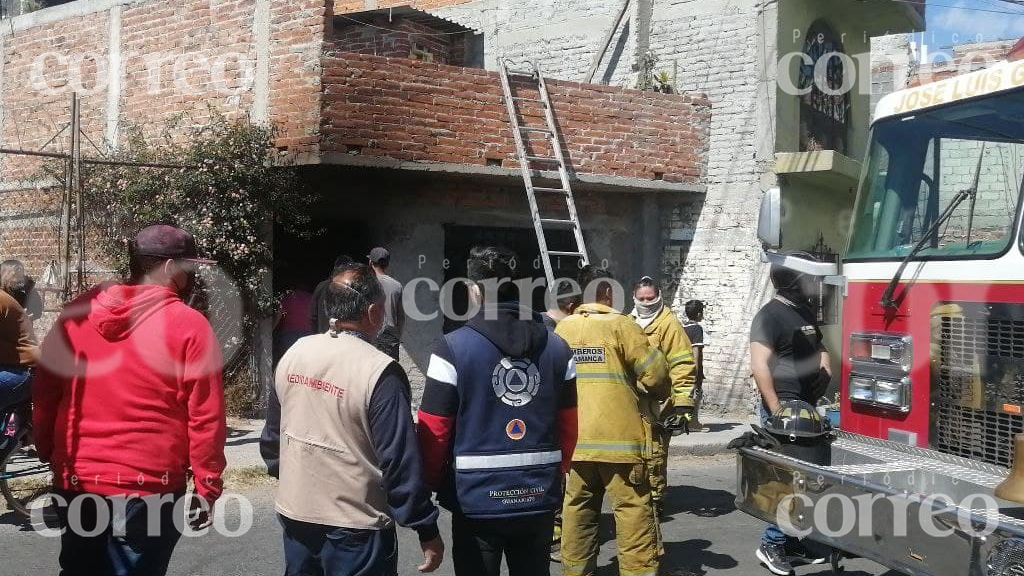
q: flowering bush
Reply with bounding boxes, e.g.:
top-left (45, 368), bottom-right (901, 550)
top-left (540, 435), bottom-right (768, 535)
top-left (82, 117), bottom-right (316, 318)
top-left (78, 118), bottom-right (317, 413)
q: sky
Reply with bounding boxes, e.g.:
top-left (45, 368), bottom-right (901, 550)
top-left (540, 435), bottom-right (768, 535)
top-left (925, 0), bottom-right (1024, 49)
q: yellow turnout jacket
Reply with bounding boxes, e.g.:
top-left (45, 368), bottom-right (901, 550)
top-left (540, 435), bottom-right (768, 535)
top-left (555, 303), bottom-right (669, 463)
top-left (635, 306), bottom-right (697, 408)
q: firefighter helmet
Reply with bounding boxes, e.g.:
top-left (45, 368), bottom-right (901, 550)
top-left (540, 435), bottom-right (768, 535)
top-left (764, 400), bottom-right (830, 440)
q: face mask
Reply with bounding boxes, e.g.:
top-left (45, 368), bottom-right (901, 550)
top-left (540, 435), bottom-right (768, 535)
top-left (633, 294), bottom-right (663, 319)
top-left (778, 277), bottom-right (816, 310)
top-left (174, 271), bottom-right (198, 305)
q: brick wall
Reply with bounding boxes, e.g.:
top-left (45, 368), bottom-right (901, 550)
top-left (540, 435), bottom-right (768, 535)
top-left (0, 0), bottom-right (332, 284)
top-left (910, 40), bottom-right (1017, 87)
top-left (320, 52), bottom-right (709, 183)
top-left (330, 17), bottom-right (468, 65)
top-left (119, 0), bottom-right (257, 143)
top-left (269, 0), bottom-right (331, 155)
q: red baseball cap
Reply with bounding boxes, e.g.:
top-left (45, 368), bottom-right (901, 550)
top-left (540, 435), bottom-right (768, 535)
top-left (131, 225), bottom-right (217, 265)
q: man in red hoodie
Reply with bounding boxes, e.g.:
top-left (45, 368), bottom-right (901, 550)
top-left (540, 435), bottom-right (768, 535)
top-left (33, 224), bottom-right (226, 576)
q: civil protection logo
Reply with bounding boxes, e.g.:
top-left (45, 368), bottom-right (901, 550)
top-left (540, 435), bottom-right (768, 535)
top-left (491, 357), bottom-right (541, 407)
top-left (506, 419), bottom-right (527, 440)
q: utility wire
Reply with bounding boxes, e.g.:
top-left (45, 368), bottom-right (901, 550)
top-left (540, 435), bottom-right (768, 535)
top-left (866, 0), bottom-right (1024, 15)
top-left (987, 0), bottom-right (1024, 9)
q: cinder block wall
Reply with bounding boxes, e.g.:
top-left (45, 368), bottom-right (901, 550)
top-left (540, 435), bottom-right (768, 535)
top-left (430, 0), bottom-right (778, 414)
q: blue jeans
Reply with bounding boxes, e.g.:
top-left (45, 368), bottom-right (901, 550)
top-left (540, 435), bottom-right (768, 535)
top-left (0, 367), bottom-right (31, 409)
top-left (279, 515), bottom-right (398, 576)
top-left (55, 490), bottom-right (184, 576)
top-left (760, 404), bottom-right (789, 547)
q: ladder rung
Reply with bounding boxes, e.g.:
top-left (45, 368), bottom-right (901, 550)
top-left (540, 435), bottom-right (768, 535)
top-left (525, 156), bottom-right (560, 163)
top-left (519, 127), bottom-right (552, 134)
top-left (506, 69), bottom-right (537, 77)
top-left (512, 97), bottom-right (545, 104)
top-left (540, 219), bottom-right (576, 229)
top-left (532, 186), bottom-right (567, 194)
top-left (547, 251), bottom-right (584, 258)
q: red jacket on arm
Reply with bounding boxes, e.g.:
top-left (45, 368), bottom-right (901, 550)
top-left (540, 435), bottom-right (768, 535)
top-left (32, 283), bottom-right (226, 503)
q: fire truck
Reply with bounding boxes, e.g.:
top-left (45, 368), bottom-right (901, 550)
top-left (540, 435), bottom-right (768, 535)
top-left (737, 58), bottom-right (1024, 575)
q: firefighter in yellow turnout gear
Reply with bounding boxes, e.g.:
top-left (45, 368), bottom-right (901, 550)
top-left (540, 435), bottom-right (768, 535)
top-left (630, 276), bottom-right (697, 515)
top-left (555, 268), bottom-right (670, 576)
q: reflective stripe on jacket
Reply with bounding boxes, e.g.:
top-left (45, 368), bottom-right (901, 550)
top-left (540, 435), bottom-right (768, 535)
top-left (555, 303), bottom-right (669, 463)
top-left (638, 306), bottom-right (697, 408)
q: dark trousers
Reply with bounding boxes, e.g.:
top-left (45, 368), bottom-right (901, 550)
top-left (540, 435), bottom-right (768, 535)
top-left (279, 515), bottom-right (398, 576)
top-left (55, 490), bottom-right (183, 576)
top-left (452, 512), bottom-right (555, 576)
top-left (0, 367), bottom-right (31, 409)
top-left (759, 404), bottom-right (790, 548)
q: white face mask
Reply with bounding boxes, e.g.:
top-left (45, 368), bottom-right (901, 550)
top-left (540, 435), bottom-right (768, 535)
top-left (633, 295), bottom-right (663, 319)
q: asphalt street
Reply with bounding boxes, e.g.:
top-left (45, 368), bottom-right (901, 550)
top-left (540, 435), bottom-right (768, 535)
top-left (0, 455), bottom-right (901, 576)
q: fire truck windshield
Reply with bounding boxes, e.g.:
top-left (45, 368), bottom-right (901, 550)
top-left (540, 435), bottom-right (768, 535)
top-left (847, 90), bottom-right (1024, 261)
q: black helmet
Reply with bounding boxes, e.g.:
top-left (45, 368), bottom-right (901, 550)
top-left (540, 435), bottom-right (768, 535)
top-left (764, 400), bottom-right (830, 440)
top-left (769, 250), bottom-right (819, 291)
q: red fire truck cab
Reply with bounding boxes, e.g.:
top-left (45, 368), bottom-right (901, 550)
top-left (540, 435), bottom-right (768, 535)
top-left (736, 59), bottom-right (1024, 575)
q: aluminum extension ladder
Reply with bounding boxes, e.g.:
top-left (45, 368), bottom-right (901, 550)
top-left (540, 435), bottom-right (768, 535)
top-left (499, 60), bottom-right (590, 288)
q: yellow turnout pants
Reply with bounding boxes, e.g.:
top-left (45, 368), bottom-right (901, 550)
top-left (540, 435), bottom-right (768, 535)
top-left (561, 462), bottom-right (660, 576)
top-left (648, 426), bottom-right (671, 509)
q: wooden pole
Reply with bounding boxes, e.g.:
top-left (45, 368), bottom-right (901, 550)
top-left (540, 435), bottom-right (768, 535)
top-left (584, 0), bottom-right (632, 84)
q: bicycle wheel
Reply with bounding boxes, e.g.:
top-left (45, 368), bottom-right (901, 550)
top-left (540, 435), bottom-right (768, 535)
top-left (1, 444), bottom-right (53, 519)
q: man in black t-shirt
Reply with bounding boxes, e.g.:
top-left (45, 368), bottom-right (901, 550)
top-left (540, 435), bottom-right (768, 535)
top-left (750, 258), bottom-right (831, 575)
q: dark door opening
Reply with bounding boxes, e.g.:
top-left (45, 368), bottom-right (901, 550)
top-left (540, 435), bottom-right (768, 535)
top-left (273, 220), bottom-right (372, 294)
top-left (442, 224), bottom-right (577, 333)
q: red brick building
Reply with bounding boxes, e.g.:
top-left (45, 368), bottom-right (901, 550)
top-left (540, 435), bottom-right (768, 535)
top-left (0, 0), bottom-right (710, 394)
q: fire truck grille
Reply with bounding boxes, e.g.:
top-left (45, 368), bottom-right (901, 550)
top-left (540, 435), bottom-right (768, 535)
top-left (933, 404), bottom-right (1022, 468)
top-left (934, 304), bottom-right (1024, 469)
top-left (987, 537), bottom-right (1024, 576)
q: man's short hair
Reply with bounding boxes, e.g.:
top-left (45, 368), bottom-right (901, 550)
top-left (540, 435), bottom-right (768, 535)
top-left (334, 254), bottom-right (354, 268)
top-left (324, 263), bottom-right (384, 323)
top-left (0, 259), bottom-right (27, 293)
top-left (467, 245), bottom-right (519, 303)
top-left (579, 265), bottom-right (614, 303)
top-left (128, 252), bottom-right (169, 279)
top-left (554, 279), bottom-right (581, 311)
top-left (684, 299), bottom-right (704, 320)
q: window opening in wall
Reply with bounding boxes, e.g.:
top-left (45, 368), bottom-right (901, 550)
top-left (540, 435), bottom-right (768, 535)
top-left (410, 43), bottom-right (434, 62)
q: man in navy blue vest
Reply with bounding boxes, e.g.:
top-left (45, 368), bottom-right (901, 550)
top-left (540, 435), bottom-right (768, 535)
top-left (418, 245), bottom-right (578, 576)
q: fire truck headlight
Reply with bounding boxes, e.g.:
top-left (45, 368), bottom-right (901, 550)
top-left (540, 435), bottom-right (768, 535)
top-left (850, 333), bottom-right (913, 374)
top-left (850, 376), bottom-right (875, 401)
top-left (849, 374), bottom-right (911, 413)
top-left (874, 380), bottom-right (903, 406)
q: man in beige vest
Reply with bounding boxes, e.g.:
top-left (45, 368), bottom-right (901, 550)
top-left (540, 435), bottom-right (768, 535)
top-left (262, 262), bottom-right (444, 576)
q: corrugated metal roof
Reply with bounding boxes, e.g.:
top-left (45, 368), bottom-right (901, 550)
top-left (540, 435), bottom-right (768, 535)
top-left (336, 5), bottom-right (481, 35)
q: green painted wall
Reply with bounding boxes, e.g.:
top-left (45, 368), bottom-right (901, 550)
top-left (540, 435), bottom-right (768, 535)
top-left (772, 2), bottom-right (920, 390)
top-left (775, 0), bottom-right (920, 161)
